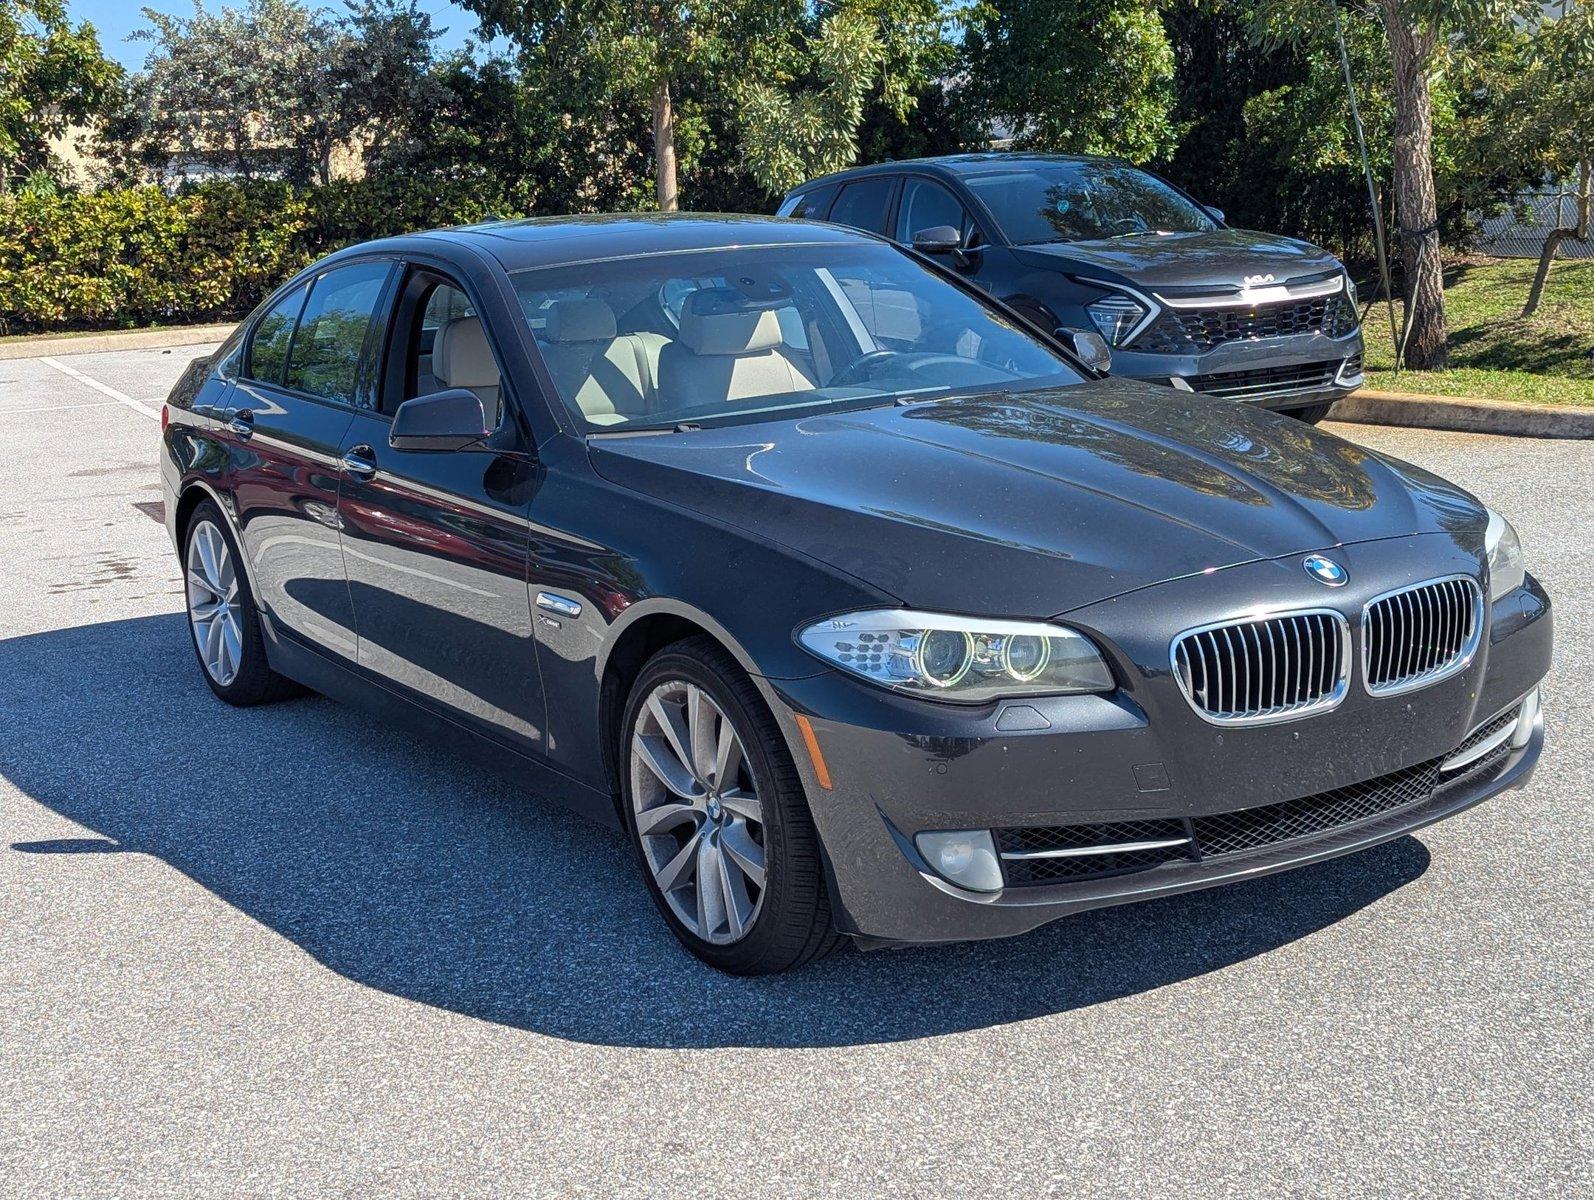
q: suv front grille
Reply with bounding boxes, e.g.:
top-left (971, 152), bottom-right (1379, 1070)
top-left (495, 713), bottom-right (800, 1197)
top-left (1172, 610), bottom-right (1349, 725)
top-left (1189, 361), bottom-right (1339, 402)
top-left (995, 704), bottom-right (1522, 886)
top-left (1133, 294), bottom-right (1358, 353)
top-left (1363, 576), bottom-right (1482, 696)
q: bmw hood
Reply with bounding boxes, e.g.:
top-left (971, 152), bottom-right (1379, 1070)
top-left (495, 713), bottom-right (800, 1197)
top-left (1013, 228), bottom-right (1342, 290)
top-left (588, 379), bottom-right (1486, 619)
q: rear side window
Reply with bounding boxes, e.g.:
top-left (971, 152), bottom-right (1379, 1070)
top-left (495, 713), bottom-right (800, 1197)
top-left (827, 178), bottom-right (895, 234)
top-left (779, 183), bottom-right (839, 220)
top-left (283, 261), bottom-right (392, 406)
top-left (245, 284), bottom-right (308, 384)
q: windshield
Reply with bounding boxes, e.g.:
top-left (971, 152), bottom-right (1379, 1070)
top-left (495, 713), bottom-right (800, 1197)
top-left (511, 242), bottom-right (1083, 432)
top-left (964, 162), bottom-right (1216, 246)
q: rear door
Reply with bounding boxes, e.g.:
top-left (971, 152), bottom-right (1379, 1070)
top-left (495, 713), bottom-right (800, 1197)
top-left (225, 261), bottom-right (393, 660)
top-left (334, 265), bottom-right (546, 756)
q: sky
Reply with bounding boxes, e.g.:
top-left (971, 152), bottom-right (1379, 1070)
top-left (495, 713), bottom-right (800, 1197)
top-left (67, 1), bottom-right (485, 70)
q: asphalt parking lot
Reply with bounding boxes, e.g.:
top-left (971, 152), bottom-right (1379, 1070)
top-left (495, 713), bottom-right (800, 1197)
top-left (1, 343), bottom-right (1589, 1198)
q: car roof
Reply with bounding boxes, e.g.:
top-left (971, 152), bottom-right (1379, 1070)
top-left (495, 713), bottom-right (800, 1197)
top-left (789, 152), bottom-right (1132, 193)
top-left (346, 212), bottom-right (879, 273)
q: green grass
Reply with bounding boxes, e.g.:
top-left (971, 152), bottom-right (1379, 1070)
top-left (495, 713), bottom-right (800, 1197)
top-left (1360, 257), bottom-right (1594, 407)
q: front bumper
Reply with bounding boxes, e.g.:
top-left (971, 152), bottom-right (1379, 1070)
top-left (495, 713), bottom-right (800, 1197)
top-left (1109, 328), bottom-right (1364, 411)
top-left (767, 545), bottom-right (1552, 946)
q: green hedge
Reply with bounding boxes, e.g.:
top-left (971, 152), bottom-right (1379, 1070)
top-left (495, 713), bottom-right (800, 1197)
top-left (0, 178), bottom-right (514, 335)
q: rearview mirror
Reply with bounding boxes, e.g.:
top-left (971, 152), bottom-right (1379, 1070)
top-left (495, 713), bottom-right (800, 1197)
top-left (911, 225), bottom-right (962, 256)
top-left (389, 388), bottom-right (488, 452)
top-left (1205, 205), bottom-right (1226, 224)
top-left (1057, 327), bottom-right (1112, 374)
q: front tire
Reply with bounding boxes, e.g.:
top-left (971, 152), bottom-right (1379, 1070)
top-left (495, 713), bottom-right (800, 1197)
top-left (619, 636), bottom-right (843, 974)
top-left (183, 500), bottom-right (300, 706)
top-left (1287, 401), bottom-right (1336, 425)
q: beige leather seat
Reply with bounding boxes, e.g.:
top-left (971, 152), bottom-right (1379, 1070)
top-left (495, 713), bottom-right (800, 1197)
top-left (657, 291), bottom-right (815, 409)
top-left (538, 299), bottom-right (668, 425)
top-left (434, 316), bottom-right (502, 423)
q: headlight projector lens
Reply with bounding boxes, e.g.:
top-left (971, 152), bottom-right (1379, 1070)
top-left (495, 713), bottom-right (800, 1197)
top-left (916, 629), bottom-right (974, 686)
top-left (1002, 634), bottom-right (1051, 681)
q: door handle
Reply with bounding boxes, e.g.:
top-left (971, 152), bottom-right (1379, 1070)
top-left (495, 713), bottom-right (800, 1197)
top-left (339, 445), bottom-right (377, 479)
top-left (226, 409), bottom-right (254, 439)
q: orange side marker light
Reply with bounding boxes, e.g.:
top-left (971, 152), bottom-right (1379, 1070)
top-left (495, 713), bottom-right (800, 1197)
top-left (793, 714), bottom-right (833, 791)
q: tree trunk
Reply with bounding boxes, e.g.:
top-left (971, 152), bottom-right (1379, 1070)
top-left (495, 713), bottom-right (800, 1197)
top-left (1577, 159), bottom-right (1590, 240)
top-left (652, 80), bottom-right (679, 212)
top-left (1522, 228), bottom-right (1566, 318)
top-left (1379, 0), bottom-right (1447, 369)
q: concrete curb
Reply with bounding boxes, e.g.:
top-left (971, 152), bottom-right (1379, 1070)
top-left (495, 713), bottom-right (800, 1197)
top-left (0, 324), bottom-right (234, 361)
top-left (1329, 389), bottom-right (1593, 440)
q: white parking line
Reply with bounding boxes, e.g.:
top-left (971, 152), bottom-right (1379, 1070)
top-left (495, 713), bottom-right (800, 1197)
top-left (0, 399), bottom-right (129, 417)
top-left (38, 357), bottom-right (162, 421)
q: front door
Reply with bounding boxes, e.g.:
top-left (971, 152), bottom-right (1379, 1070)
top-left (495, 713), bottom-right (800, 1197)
top-left (335, 271), bottom-right (546, 754)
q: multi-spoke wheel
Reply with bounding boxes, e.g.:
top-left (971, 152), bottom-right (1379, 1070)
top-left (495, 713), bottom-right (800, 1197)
top-left (620, 637), bottom-right (844, 973)
top-left (187, 519), bottom-right (243, 687)
top-left (181, 500), bottom-right (299, 706)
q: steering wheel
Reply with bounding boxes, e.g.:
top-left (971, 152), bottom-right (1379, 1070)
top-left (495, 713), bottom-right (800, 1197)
top-left (830, 348), bottom-right (899, 387)
top-left (1107, 217), bottom-right (1145, 237)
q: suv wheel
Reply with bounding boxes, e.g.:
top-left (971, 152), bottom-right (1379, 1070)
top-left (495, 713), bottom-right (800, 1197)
top-left (619, 636), bottom-right (843, 974)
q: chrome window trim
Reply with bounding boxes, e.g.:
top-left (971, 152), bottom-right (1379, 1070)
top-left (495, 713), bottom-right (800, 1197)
top-left (1169, 606), bottom-right (1352, 728)
top-left (1360, 574), bottom-right (1484, 698)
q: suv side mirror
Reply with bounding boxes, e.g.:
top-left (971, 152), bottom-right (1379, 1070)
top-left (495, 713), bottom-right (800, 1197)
top-left (389, 388), bottom-right (488, 452)
top-left (911, 225), bottom-right (962, 256)
top-left (1057, 327), bottom-right (1112, 374)
top-left (1205, 205), bottom-right (1226, 224)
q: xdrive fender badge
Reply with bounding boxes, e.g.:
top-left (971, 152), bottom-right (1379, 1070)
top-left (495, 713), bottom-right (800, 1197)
top-left (1303, 554), bottom-right (1348, 586)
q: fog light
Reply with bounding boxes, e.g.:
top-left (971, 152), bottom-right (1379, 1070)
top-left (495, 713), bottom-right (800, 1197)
top-left (914, 829), bottom-right (1004, 893)
top-left (1511, 689), bottom-right (1539, 749)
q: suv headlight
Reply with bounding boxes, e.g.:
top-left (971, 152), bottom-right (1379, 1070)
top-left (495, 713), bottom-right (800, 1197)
top-left (1484, 508), bottom-right (1525, 601)
top-left (1084, 291), bottom-right (1149, 347)
top-left (798, 609), bottom-right (1114, 703)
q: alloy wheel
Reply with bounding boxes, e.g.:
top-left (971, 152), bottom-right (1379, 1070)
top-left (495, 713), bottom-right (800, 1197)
top-left (186, 520), bottom-right (244, 687)
top-left (630, 679), bottom-right (767, 945)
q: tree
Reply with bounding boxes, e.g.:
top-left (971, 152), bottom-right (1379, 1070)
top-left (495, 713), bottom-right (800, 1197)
top-left (960, 0), bottom-right (1179, 161)
top-left (456, 0), bottom-right (943, 211)
top-left (0, 0), bottom-right (121, 190)
top-left (124, 0), bottom-right (442, 186)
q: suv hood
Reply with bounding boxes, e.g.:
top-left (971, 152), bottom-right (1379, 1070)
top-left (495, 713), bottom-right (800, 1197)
top-left (588, 379), bottom-right (1484, 619)
top-left (1013, 228), bottom-right (1341, 290)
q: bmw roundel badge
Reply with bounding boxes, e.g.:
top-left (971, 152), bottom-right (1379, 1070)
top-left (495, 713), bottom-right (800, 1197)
top-left (1303, 554), bottom-right (1348, 587)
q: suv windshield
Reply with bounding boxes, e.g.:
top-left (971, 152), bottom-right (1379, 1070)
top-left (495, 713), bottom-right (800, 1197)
top-left (512, 242), bottom-right (1082, 432)
top-left (964, 162), bottom-right (1216, 246)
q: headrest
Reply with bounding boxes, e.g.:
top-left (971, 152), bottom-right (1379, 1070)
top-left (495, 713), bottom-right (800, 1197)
top-left (545, 298), bottom-right (618, 343)
top-left (677, 289), bottom-right (783, 356)
top-left (434, 317), bottom-right (499, 390)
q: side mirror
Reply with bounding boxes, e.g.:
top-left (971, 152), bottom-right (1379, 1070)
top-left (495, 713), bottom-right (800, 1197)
top-left (389, 388), bottom-right (488, 452)
top-left (1058, 327), bottom-right (1112, 374)
top-left (1205, 205), bottom-right (1226, 224)
top-left (911, 225), bottom-right (962, 256)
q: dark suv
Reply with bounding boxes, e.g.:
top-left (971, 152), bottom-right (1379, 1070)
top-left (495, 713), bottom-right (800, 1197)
top-left (779, 153), bottom-right (1364, 423)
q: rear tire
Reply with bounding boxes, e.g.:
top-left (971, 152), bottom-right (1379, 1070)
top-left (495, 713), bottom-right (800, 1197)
top-left (182, 500), bottom-right (300, 707)
top-left (619, 636), bottom-right (844, 975)
top-left (1287, 401), bottom-right (1336, 425)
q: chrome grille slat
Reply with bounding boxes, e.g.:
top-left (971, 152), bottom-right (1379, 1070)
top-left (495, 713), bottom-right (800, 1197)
top-left (1172, 609), bottom-right (1350, 726)
top-left (1363, 575), bottom-right (1483, 696)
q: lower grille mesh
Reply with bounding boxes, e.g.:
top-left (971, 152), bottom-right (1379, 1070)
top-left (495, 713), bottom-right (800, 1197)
top-left (995, 705), bottom-right (1520, 887)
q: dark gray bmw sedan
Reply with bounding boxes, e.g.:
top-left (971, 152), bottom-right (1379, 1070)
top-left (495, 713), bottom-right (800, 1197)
top-left (160, 214), bottom-right (1551, 974)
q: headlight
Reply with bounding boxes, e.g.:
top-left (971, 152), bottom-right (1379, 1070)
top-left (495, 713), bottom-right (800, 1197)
top-left (1485, 508), bottom-right (1525, 601)
top-left (798, 609), bottom-right (1114, 703)
top-left (1085, 292), bottom-right (1148, 346)
top-left (1344, 272), bottom-right (1358, 310)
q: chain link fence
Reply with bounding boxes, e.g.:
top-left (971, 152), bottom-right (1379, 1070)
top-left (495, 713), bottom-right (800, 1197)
top-left (1476, 185), bottom-right (1594, 259)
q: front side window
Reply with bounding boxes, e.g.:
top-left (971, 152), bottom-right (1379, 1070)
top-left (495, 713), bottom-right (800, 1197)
top-left (964, 163), bottom-right (1216, 246)
top-left (894, 178), bottom-right (972, 244)
top-left (245, 284), bottom-right (307, 385)
top-left (512, 242), bottom-right (1083, 432)
top-left (283, 261), bottom-right (392, 406)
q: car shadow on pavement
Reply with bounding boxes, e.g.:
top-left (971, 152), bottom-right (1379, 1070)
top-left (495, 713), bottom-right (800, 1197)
top-left (1, 615), bottom-right (1431, 1050)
